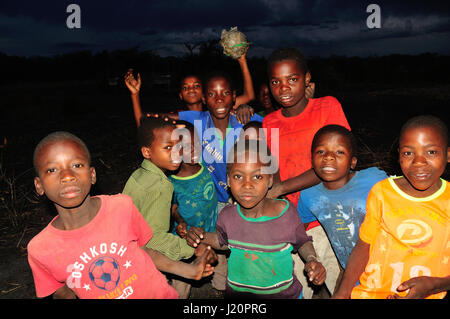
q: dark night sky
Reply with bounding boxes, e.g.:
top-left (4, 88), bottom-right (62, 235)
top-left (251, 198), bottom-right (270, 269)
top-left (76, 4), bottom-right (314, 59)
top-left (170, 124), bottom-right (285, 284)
top-left (1, 0), bottom-right (449, 58)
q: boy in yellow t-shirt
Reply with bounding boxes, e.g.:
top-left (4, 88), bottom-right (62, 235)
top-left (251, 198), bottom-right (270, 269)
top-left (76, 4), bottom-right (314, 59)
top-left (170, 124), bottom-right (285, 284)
top-left (333, 115), bottom-right (450, 299)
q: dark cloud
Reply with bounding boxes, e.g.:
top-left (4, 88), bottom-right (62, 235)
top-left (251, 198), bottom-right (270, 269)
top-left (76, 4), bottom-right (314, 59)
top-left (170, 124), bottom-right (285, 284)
top-left (0, 0), bottom-right (449, 57)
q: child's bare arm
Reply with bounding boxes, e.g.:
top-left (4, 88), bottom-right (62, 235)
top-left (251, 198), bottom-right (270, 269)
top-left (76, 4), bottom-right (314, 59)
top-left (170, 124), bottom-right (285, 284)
top-left (297, 241), bottom-right (326, 286)
top-left (171, 204), bottom-right (188, 238)
top-left (124, 69), bottom-right (143, 127)
top-left (143, 246), bottom-right (214, 280)
top-left (186, 227), bottom-right (228, 251)
top-left (387, 276), bottom-right (450, 299)
top-left (332, 239), bottom-right (370, 299)
top-left (234, 53), bottom-right (255, 109)
top-left (53, 284), bottom-right (77, 299)
top-left (268, 168), bottom-right (321, 199)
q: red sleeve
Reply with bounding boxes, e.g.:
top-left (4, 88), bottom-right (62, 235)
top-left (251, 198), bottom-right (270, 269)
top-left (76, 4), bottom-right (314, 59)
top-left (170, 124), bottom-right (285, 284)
top-left (323, 96), bottom-right (351, 130)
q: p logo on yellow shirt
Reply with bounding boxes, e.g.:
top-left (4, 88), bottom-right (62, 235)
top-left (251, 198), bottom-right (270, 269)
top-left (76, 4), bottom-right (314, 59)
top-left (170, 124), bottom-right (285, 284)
top-left (396, 219), bottom-right (433, 247)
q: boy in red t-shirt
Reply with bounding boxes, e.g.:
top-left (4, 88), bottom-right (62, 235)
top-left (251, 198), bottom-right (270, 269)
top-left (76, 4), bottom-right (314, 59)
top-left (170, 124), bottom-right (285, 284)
top-left (262, 47), bottom-right (350, 298)
top-left (28, 131), bottom-right (214, 299)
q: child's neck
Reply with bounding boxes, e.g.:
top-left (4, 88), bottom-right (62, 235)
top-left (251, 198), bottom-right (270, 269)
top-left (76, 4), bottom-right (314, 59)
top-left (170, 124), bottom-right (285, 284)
top-left (52, 196), bottom-right (101, 231)
top-left (239, 198), bottom-right (281, 219)
top-left (211, 114), bottom-right (230, 140)
top-left (176, 162), bottom-right (202, 177)
top-left (322, 171), bottom-right (356, 190)
top-left (281, 97), bottom-right (309, 118)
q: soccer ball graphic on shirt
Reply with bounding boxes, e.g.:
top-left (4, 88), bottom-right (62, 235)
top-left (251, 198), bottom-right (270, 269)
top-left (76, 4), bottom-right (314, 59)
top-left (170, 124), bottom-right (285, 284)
top-left (88, 256), bottom-right (120, 291)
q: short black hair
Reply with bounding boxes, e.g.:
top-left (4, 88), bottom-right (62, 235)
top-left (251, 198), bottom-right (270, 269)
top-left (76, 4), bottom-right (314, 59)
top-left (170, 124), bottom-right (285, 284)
top-left (400, 115), bottom-right (449, 147)
top-left (267, 47), bottom-right (309, 76)
top-left (202, 70), bottom-right (235, 92)
top-left (138, 116), bottom-right (175, 148)
top-left (33, 131), bottom-right (91, 175)
top-left (226, 138), bottom-right (272, 173)
top-left (311, 125), bottom-right (357, 158)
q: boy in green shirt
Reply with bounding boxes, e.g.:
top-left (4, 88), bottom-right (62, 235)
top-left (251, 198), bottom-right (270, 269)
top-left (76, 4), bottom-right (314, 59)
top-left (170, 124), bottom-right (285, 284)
top-left (123, 116), bottom-right (216, 298)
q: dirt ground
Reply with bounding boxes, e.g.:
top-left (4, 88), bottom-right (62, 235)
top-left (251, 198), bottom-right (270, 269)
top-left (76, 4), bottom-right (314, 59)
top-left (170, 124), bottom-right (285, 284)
top-left (1, 81), bottom-right (448, 299)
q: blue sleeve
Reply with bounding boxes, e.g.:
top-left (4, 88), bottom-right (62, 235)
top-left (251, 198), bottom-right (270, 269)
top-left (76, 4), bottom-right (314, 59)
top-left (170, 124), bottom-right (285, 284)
top-left (250, 113), bottom-right (264, 122)
top-left (179, 111), bottom-right (202, 123)
top-left (297, 192), bottom-right (317, 224)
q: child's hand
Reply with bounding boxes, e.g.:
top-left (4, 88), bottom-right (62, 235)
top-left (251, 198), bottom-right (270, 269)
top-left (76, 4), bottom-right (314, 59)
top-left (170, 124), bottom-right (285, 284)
top-left (386, 276), bottom-right (438, 299)
top-left (194, 243), bottom-right (218, 265)
top-left (234, 104), bottom-right (254, 125)
top-left (176, 222), bottom-right (188, 239)
top-left (190, 245), bottom-right (215, 280)
top-left (305, 261), bottom-right (326, 286)
top-left (186, 226), bottom-right (205, 248)
top-left (124, 68), bottom-right (141, 95)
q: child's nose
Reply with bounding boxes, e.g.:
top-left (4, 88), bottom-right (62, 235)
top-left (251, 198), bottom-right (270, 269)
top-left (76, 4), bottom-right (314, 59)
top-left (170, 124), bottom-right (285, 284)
top-left (60, 169), bottom-right (76, 182)
top-left (412, 154), bottom-right (427, 165)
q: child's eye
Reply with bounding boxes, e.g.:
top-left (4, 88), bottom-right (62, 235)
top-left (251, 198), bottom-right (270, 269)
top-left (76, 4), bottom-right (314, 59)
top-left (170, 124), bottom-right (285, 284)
top-left (427, 150), bottom-right (438, 155)
top-left (289, 77), bottom-right (298, 83)
top-left (336, 150), bottom-right (345, 155)
top-left (253, 175), bottom-right (263, 180)
top-left (233, 174), bottom-right (242, 180)
top-left (402, 151), bottom-right (412, 156)
top-left (46, 168), bottom-right (56, 173)
top-left (315, 150), bottom-right (325, 155)
top-left (270, 80), bottom-right (279, 86)
top-left (73, 163), bottom-right (84, 168)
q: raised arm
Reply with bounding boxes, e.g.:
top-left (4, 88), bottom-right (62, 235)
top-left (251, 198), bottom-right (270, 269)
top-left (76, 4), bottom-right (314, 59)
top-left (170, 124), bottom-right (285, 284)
top-left (234, 53), bottom-right (255, 109)
top-left (124, 69), bottom-right (143, 127)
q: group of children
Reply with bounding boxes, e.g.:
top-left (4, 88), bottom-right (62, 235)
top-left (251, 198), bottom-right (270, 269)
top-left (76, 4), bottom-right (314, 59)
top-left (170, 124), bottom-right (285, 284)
top-left (27, 47), bottom-right (449, 299)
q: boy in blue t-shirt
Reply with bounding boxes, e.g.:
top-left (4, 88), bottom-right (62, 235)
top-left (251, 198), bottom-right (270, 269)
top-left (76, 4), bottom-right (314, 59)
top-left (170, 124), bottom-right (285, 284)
top-left (297, 125), bottom-right (387, 281)
top-left (177, 71), bottom-right (263, 208)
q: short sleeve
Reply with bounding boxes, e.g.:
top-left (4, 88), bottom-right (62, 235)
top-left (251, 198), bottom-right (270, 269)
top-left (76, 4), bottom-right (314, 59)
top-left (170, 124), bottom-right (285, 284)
top-left (128, 196), bottom-right (153, 247)
top-left (215, 213), bottom-right (228, 247)
top-left (27, 247), bottom-right (64, 298)
top-left (323, 97), bottom-right (351, 131)
top-left (358, 186), bottom-right (383, 244)
top-left (178, 110), bottom-right (202, 124)
top-left (297, 193), bottom-right (317, 224)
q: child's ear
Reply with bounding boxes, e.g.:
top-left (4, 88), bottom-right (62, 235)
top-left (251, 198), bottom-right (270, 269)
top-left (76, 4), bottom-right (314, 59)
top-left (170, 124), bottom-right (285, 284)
top-left (305, 72), bottom-right (311, 86)
top-left (141, 146), bottom-right (152, 160)
top-left (201, 96), bottom-right (206, 105)
top-left (232, 91), bottom-right (237, 103)
top-left (351, 157), bottom-right (358, 170)
top-left (179, 92), bottom-right (183, 101)
top-left (90, 167), bottom-right (97, 185)
top-left (268, 174), bottom-right (273, 189)
top-left (34, 177), bottom-right (45, 196)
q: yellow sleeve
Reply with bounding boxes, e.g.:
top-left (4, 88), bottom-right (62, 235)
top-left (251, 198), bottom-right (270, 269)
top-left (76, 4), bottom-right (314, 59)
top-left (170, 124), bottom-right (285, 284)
top-left (359, 184), bottom-right (383, 245)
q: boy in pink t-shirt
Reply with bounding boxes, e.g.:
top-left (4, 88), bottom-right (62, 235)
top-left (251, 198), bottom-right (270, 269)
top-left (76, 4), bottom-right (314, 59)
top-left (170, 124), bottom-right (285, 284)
top-left (28, 131), bottom-right (214, 299)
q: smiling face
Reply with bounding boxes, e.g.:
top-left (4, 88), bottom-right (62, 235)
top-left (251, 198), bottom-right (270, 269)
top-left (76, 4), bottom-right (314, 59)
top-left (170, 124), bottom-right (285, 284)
top-left (311, 132), bottom-right (357, 190)
top-left (227, 151), bottom-right (273, 210)
top-left (34, 139), bottom-right (96, 210)
top-left (269, 59), bottom-right (311, 115)
top-left (397, 125), bottom-right (449, 197)
top-left (179, 75), bottom-right (204, 106)
top-left (143, 126), bottom-right (182, 172)
top-left (203, 76), bottom-right (236, 120)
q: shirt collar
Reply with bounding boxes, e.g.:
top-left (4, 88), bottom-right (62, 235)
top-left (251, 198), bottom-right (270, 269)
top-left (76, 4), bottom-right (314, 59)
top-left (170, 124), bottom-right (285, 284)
top-left (140, 159), bottom-right (169, 180)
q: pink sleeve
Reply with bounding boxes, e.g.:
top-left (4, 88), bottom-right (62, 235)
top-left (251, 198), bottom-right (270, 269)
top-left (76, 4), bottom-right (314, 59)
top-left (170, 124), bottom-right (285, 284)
top-left (27, 250), bottom-right (64, 298)
top-left (128, 196), bottom-right (153, 247)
